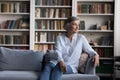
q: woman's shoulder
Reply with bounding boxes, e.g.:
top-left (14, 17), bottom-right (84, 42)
top-left (56, 34), bottom-right (65, 39)
top-left (57, 34), bottom-right (64, 37)
top-left (77, 33), bottom-right (85, 38)
top-left (77, 33), bottom-right (88, 42)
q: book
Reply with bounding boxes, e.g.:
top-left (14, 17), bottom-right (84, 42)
top-left (49, 9), bottom-right (54, 18)
top-left (81, 4), bottom-right (90, 13)
top-left (0, 35), bottom-right (4, 44)
top-left (79, 21), bottom-right (85, 30)
top-left (35, 8), bottom-right (40, 18)
top-left (77, 3), bottom-right (81, 13)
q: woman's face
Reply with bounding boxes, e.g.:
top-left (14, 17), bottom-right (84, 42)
top-left (67, 20), bottom-right (79, 34)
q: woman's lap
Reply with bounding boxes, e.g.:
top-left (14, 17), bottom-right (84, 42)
top-left (39, 62), bottom-right (73, 80)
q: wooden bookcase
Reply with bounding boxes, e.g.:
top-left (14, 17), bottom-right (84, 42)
top-left (0, 0), bottom-right (30, 49)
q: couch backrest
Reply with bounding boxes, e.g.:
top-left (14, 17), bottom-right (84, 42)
top-left (0, 47), bottom-right (44, 71)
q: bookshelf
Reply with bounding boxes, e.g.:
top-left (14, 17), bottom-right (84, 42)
top-left (31, 0), bottom-right (72, 52)
top-left (0, 0), bottom-right (30, 49)
top-left (73, 0), bottom-right (115, 79)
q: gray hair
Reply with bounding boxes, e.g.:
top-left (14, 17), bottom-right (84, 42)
top-left (64, 16), bottom-right (79, 30)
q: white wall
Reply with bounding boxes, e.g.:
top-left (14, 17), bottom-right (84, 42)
top-left (114, 0), bottom-right (120, 56)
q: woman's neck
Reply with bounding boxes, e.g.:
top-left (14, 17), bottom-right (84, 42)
top-left (66, 32), bottom-right (74, 42)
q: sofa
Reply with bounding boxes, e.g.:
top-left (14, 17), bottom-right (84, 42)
top-left (0, 47), bottom-right (99, 80)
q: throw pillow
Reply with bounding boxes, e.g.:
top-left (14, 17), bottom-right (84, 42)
top-left (44, 50), bottom-right (58, 62)
top-left (78, 52), bottom-right (89, 73)
top-left (0, 47), bottom-right (44, 71)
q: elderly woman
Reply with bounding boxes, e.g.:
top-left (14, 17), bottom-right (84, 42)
top-left (39, 16), bottom-right (99, 80)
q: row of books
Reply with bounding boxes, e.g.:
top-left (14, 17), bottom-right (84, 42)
top-left (35, 32), bottom-right (62, 42)
top-left (35, 32), bottom-right (114, 46)
top-left (77, 3), bottom-right (113, 14)
top-left (35, 0), bottom-right (71, 6)
top-left (98, 36), bottom-right (113, 46)
top-left (35, 20), bottom-right (85, 30)
top-left (35, 20), bottom-right (113, 30)
top-left (0, 17), bottom-right (29, 29)
top-left (35, 20), bottom-right (65, 30)
top-left (94, 48), bottom-right (113, 57)
top-left (0, 35), bottom-right (29, 44)
top-left (34, 44), bottom-right (54, 52)
top-left (35, 8), bottom-right (71, 18)
top-left (0, 2), bottom-right (29, 13)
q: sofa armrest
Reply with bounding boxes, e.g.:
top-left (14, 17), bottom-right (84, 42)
top-left (85, 56), bottom-right (95, 74)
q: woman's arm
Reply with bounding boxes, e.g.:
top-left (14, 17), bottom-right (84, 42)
top-left (82, 35), bottom-right (99, 67)
top-left (55, 36), bottom-right (63, 62)
top-left (82, 35), bottom-right (96, 55)
top-left (55, 35), bottom-right (67, 73)
top-left (93, 54), bottom-right (99, 67)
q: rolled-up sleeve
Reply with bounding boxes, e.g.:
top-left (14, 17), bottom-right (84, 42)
top-left (55, 36), bottom-right (63, 62)
top-left (82, 35), bottom-right (97, 57)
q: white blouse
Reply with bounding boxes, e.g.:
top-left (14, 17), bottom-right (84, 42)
top-left (54, 33), bottom-right (97, 73)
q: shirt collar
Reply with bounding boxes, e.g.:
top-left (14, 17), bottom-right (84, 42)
top-left (64, 33), bottom-right (78, 43)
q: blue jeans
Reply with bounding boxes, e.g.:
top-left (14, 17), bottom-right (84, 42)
top-left (39, 62), bottom-right (73, 80)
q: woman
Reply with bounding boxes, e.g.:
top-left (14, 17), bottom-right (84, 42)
top-left (39, 16), bottom-right (99, 80)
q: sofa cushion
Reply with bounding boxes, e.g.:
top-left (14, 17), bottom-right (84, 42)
top-left (0, 47), bottom-right (44, 71)
top-left (78, 52), bottom-right (88, 73)
top-left (0, 71), bottom-right (39, 80)
top-left (0, 71), bottom-right (99, 80)
top-left (61, 74), bottom-right (99, 80)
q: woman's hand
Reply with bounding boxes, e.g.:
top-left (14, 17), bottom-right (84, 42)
top-left (93, 54), bottom-right (99, 67)
top-left (59, 61), bottom-right (67, 73)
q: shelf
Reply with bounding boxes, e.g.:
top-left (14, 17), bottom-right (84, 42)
top-left (76, 0), bottom-right (114, 2)
top-left (35, 42), bottom-right (55, 44)
top-left (100, 57), bottom-right (114, 60)
top-left (92, 45), bottom-right (113, 48)
top-left (0, 13), bottom-right (30, 15)
top-left (0, 44), bottom-right (29, 46)
top-left (77, 13), bottom-right (114, 16)
top-left (79, 30), bottom-right (114, 33)
top-left (35, 5), bottom-right (72, 8)
top-left (0, 29), bottom-right (29, 32)
top-left (35, 29), bottom-right (65, 32)
top-left (35, 29), bottom-right (113, 32)
top-left (35, 17), bottom-right (67, 20)
top-left (0, 0), bottom-right (30, 2)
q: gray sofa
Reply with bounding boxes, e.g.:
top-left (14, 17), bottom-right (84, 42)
top-left (0, 47), bottom-right (99, 80)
